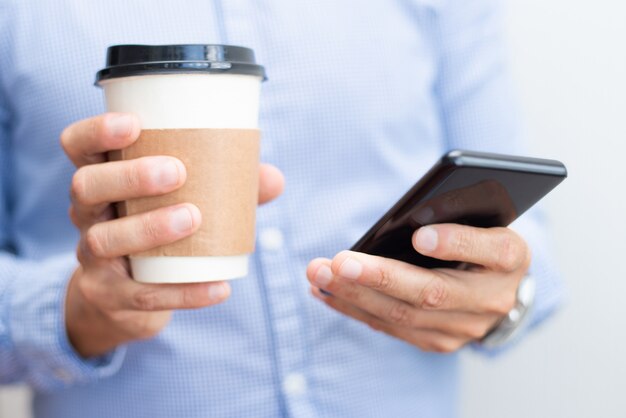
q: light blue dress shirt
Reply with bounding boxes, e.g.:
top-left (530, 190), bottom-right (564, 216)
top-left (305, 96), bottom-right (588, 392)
top-left (0, 0), bottom-right (563, 417)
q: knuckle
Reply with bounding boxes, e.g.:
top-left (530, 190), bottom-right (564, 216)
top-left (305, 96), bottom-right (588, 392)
top-left (132, 288), bottom-right (160, 311)
top-left (417, 276), bottom-right (448, 309)
top-left (372, 266), bottom-right (395, 292)
top-left (387, 301), bottom-right (413, 326)
top-left (88, 116), bottom-right (104, 142)
top-left (140, 212), bottom-right (163, 245)
top-left (452, 229), bottom-right (473, 257)
top-left (495, 234), bottom-right (524, 272)
top-left (180, 288), bottom-right (201, 308)
top-left (84, 226), bottom-right (107, 258)
top-left (122, 160), bottom-right (144, 193)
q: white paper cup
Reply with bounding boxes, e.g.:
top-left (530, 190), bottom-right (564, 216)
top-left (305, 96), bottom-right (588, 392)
top-left (96, 45), bottom-right (265, 283)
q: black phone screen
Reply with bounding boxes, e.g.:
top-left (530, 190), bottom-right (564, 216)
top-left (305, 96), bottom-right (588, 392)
top-left (350, 151), bottom-right (566, 269)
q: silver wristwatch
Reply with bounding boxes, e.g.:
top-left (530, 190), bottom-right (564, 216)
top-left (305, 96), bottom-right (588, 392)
top-left (480, 275), bottom-right (536, 349)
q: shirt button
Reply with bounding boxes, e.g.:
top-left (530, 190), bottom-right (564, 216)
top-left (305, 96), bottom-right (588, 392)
top-left (53, 368), bottom-right (73, 383)
top-left (282, 373), bottom-right (307, 396)
top-left (259, 227), bottom-right (284, 251)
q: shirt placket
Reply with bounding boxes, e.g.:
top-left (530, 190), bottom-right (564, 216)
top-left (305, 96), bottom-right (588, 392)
top-left (214, 1), bottom-right (316, 417)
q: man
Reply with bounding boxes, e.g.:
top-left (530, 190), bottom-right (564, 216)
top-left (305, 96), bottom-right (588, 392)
top-left (0, 0), bottom-right (562, 417)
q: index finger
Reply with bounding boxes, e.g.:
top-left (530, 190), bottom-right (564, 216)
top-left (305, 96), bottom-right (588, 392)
top-left (60, 113), bottom-right (141, 167)
top-left (329, 250), bottom-right (464, 311)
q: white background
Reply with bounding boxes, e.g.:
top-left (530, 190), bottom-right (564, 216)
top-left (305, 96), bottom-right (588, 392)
top-left (461, 0), bottom-right (626, 417)
top-left (2, 0), bottom-right (625, 416)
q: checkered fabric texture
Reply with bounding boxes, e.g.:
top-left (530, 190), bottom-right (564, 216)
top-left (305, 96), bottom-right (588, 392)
top-left (0, 1), bottom-right (563, 417)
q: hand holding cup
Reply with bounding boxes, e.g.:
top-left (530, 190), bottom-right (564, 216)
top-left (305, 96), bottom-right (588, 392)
top-left (61, 112), bottom-right (284, 358)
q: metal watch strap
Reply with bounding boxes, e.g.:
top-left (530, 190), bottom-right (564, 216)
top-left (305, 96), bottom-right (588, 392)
top-left (480, 275), bottom-right (536, 349)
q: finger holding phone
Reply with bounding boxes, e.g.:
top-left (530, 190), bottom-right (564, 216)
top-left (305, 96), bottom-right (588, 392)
top-left (306, 150), bottom-right (565, 352)
top-left (307, 224), bottom-right (530, 353)
top-left (61, 113), bottom-right (285, 358)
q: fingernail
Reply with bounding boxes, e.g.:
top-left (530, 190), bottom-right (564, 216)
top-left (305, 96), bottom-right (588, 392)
top-left (170, 206), bottom-right (194, 233)
top-left (319, 288), bottom-right (333, 297)
top-left (208, 284), bottom-right (228, 301)
top-left (338, 257), bottom-right (362, 280)
top-left (108, 114), bottom-right (134, 138)
top-left (313, 287), bottom-right (331, 300)
top-left (414, 226), bottom-right (438, 253)
top-left (156, 160), bottom-right (182, 187)
top-left (313, 265), bottom-right (333, 287)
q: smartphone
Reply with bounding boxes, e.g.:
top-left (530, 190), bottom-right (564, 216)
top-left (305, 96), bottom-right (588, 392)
top-left (351, 150), bottom-right (567, 269)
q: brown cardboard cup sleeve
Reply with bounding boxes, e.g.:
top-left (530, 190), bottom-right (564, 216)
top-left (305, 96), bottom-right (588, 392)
top-left (110, 128), bottom-right (260, 257)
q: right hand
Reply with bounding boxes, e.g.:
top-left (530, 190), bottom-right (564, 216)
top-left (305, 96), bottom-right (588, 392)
top-left (60, 113), bottom-right (285, 358)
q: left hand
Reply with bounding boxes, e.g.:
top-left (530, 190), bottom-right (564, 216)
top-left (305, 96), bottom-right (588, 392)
top-left (306, 224), bottom-right (531, 353)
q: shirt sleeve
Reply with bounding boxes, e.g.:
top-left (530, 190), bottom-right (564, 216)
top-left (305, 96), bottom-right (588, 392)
top-left (0, 2), bottom-right (126, 390)
top-left (0, 253), bottom-right (127, 391)
top-left (432, 0), bottom-right (565, 352)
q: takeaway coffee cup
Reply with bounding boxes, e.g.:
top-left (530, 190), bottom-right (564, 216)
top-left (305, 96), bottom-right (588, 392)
top-left (95, 44), bottom-right (266, 283)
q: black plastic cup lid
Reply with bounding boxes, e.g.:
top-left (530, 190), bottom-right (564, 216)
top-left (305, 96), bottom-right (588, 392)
top-left (95, 44), bottom-right (266, 86)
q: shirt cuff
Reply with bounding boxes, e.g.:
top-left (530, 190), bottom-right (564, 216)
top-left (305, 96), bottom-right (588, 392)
top-left (8, 252), bottom-right (126, 390)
